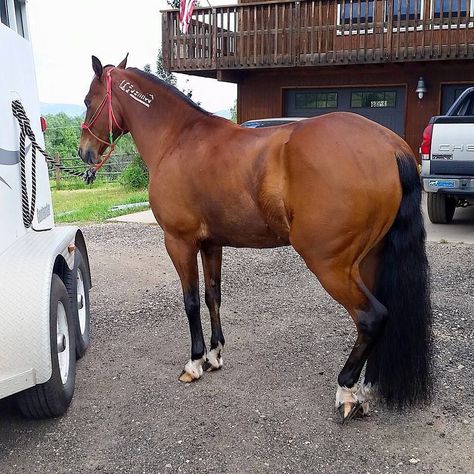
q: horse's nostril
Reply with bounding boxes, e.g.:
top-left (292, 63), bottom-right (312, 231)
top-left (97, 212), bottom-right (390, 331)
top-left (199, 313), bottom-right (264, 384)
top-left (78, 147), bottom-right (83, 159)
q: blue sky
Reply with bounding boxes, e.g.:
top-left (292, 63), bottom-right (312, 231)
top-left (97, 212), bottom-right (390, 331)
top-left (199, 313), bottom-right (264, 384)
top-left (27, 0), bottom-right (236, 112)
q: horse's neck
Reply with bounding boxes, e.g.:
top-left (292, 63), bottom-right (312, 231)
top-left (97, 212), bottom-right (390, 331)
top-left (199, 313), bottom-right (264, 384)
top-left (116, 72), bottom-right (210, 168)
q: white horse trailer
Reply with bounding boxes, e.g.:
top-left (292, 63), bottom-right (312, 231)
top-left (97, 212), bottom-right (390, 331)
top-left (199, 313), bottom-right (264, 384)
top-left (0, 0), bottom-right (91, 418)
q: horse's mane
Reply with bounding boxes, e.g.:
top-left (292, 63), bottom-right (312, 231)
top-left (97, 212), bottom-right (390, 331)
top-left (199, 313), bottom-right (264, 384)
top-left (129, 67), bottom-right (212, 117)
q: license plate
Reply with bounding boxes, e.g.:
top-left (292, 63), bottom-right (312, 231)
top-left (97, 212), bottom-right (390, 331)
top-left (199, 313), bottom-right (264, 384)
top-left (429, 179), bottom-right (455, 189)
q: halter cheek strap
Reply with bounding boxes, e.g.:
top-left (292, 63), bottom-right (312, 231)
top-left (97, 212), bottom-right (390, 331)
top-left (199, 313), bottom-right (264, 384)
top-left (81, 68), bottom-right (125, 171)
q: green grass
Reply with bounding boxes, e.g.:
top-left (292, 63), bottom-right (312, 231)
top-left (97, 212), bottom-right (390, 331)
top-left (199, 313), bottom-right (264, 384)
top-left (52, 182), bottom-right (149, 223)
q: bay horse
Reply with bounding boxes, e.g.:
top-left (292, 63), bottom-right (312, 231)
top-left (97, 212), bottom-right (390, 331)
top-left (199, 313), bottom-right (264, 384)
top-left (79, 55), bottom-right (432, 422)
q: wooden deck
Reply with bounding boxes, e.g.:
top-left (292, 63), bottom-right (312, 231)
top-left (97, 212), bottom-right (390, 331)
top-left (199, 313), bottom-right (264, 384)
top-left (161, 0), bottom-right (474, 75)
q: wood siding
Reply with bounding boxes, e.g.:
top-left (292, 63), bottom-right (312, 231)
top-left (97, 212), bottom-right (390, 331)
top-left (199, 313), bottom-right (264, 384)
top-left (162, 0), bottom-right (474, 75)
top-left (237, 61), bottom-right (474, 153)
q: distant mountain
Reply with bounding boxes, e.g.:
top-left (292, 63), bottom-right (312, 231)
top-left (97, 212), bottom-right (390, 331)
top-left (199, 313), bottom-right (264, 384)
top-left (41, 103), bottom-right (85, 117)
top-left (213, 109), bottom-right (232, 120)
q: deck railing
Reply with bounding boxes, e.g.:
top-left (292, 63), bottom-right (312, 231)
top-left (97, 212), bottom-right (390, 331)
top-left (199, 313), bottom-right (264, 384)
top-left (161, 0), bottom-right (474, 72)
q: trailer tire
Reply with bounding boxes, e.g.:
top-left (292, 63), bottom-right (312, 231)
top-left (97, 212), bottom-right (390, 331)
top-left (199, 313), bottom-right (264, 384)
top-left (16, 274), bottom-right (76, 418)
top-left (427, 193), bottom-right (456, 224)
top-left (64, 249), bottom-right (91, 359)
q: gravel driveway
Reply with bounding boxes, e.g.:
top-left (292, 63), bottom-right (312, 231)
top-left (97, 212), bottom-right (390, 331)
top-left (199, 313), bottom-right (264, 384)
top-left (0, 222), bottom-right (473, 473)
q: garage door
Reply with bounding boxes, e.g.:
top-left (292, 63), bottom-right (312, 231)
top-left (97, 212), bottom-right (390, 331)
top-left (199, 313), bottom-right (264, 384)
top-left (285, 87), bottom-right (406, 137)
top-left (441, 84), bottom-right (474, 114)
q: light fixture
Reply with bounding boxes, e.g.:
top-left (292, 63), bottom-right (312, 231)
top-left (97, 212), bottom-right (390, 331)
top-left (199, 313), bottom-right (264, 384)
top-left (416, 77), bottom-right (427, 100)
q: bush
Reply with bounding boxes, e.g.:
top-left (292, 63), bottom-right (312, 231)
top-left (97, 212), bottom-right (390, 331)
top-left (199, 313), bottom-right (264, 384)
top-left (120, 155), bottom-right (148, 189)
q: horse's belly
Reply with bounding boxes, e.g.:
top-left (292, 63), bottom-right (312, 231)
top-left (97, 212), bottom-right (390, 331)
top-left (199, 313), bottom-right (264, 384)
top-left (206, 218), bottom-right (289, 249)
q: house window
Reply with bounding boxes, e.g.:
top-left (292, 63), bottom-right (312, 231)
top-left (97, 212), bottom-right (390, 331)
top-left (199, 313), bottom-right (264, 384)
top-left (351, 91), bottom-right (397, 108)
top-left (295, 92), bottom-right (338, 109)
top-left (434, 0), bottom-right (468, 17)
top-left (1, 0), bottom-right (9, 26)
top-left (14, 0), bottom-right (24, 36)
top-left (392, 0), bottom-right (423, 20)
top-left (340, 0), bottom-right (375, 24)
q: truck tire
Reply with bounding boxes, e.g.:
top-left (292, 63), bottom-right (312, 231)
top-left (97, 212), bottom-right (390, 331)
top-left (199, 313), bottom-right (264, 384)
top-left (64, 249), bottom-right (91, 359)
top-left (16, 274), bottom-right (76, 418)
top-left (427, 193), bottom-right (456, 224)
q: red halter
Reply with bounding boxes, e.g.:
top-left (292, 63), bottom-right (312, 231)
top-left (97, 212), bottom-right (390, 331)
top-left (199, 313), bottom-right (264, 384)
top-left (81, 68), bottom-right (125, 171)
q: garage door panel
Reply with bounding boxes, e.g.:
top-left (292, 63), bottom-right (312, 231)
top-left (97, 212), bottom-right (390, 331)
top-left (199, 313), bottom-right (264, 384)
top-left (285, 87), bottom-right (406, 137)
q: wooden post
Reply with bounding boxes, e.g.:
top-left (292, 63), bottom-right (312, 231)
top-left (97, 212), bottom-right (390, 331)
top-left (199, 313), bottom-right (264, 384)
top-left (55, 154), bottom-right (61, 188)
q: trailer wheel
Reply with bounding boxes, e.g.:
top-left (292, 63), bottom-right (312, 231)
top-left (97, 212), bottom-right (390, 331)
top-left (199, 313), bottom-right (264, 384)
top-left (16, 274), bottom-right (76, 418)
top-left (427, 193), bottom-right (456, 224)
top-left (65, 249), bottom-right (91, 359)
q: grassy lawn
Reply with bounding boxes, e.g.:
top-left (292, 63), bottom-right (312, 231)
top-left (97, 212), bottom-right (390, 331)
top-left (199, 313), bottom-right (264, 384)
top-left (51, 182), bottom-right (149, 223)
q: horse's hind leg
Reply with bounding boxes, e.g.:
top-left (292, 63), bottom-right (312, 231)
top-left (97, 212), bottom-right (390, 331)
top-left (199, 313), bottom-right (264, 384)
top-left (164, 234), bottom-right (206, 383)
top-left (200, 244), bottom-right (225, 371)
top-left (292, 240), bottom-right (386, 422)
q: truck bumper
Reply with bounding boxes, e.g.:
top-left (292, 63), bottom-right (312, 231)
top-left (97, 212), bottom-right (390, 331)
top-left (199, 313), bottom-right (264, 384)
top-left (422, 176), bottom-right (474, 196)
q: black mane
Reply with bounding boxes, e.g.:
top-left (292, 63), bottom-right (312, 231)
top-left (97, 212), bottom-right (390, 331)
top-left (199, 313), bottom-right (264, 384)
top-left (129, 68), bottom-right (212, 117)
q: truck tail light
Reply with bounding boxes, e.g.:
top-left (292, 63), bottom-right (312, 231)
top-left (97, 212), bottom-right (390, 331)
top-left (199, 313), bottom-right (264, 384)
top-left (40, 116), bottom-right (47, 132)
top-left (420, 124), bottom-right (433, 158)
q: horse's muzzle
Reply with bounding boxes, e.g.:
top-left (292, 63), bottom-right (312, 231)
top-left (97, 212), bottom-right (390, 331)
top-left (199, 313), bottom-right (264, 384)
top-left (78, 147), bottom-right (98, 165)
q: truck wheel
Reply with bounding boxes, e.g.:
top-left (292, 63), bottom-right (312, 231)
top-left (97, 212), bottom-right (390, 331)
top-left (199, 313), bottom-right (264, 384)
top-left (427, 193), bottom-right (456, 224)
top-left (64, 249), bottom-right (91, 359)
top-left (16, 274), bottom-right (76, 418)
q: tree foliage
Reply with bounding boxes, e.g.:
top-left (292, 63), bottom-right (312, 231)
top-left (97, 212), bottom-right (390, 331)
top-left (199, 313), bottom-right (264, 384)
top-left (230, 99), bottom-right (237, 123)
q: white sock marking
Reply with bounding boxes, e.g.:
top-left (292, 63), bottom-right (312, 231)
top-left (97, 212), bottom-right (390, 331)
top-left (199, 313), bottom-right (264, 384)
top-left (207, 342), bottom-right (224, 369)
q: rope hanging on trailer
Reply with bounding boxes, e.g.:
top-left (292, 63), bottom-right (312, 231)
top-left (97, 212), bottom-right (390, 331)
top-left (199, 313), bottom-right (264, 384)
top-left (11, 100), bottom-right (95, 227)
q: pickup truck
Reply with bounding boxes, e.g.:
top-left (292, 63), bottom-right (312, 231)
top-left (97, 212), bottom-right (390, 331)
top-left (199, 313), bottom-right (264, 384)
top-left (420, 87), bottom-right (474, 224)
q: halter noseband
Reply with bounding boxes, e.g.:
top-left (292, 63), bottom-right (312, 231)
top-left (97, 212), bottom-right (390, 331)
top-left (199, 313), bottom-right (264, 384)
top-left (81, 68), bottom-right (125, 172)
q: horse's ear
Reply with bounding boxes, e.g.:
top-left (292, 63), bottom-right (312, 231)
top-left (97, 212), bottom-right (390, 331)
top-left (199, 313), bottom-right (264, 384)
top-left (117, 53), bottom-right (129, 69)
top-left (92, 55), bottom-right (103, 79)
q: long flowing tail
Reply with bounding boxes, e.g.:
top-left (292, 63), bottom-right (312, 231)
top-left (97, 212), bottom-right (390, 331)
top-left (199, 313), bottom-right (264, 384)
top-left (366, 152), bottom-right (433, 408)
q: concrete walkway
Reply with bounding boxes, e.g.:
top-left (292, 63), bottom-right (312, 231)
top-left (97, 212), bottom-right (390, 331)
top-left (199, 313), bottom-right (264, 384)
top-left (109, 199), bottom-right (474, 244)
top-left (109, 209), bottom-right (157, 225)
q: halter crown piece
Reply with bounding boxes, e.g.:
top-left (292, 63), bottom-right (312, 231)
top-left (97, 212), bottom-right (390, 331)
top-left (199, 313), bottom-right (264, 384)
top-left (81, 68), bottom-right (125, 182)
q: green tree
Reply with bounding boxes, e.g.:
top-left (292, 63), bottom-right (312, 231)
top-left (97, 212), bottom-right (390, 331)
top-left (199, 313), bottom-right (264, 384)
top-left (44, 113), bottom-right (82, 159)
top-left (230, 99), bottom-right (237, 123)
top-left (155, 49), bottom-right (177, 86)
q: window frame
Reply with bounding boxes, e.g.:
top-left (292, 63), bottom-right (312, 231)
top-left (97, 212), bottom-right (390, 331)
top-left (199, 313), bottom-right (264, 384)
top-left (336, 0), bottom-right (376, 35)
top-left (429, 0), bottom-right (474, 28)
top-left (294, 91), bottom-right (339, 110)
top-left (350, 90), bottom-right (398, 109)
top-left (1, 0), bottom-right (29, 39)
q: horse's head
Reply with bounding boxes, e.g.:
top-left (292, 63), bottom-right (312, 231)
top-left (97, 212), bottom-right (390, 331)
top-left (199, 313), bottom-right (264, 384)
top-left (78, 54), bottom-right (128, 166)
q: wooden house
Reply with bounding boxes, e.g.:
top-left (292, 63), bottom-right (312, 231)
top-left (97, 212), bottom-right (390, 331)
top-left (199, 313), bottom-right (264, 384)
top-left (162, 0), bottom-right (474, 153)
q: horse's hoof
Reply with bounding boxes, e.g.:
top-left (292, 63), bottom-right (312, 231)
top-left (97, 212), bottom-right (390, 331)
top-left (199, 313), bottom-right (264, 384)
top-left (178, 358), bottom-right (204, 383)
top-left (338, 402), bottom-right (363, 424)
top-left (178, 371), bottom-right (196, 383)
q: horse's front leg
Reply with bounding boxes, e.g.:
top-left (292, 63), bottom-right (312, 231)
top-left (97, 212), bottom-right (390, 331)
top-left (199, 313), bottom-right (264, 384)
top-left (164, 234), bottom-right (206, 383)
top-left (200, 244), bottom-right (225, 372)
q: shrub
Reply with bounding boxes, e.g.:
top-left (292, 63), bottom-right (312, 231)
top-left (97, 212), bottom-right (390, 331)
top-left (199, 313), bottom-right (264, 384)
top-left (120, 155), bottom-right (149, 189)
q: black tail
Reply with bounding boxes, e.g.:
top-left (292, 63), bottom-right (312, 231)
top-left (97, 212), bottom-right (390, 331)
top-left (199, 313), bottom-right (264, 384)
top-left (366, 152), bottom-right (433, 408)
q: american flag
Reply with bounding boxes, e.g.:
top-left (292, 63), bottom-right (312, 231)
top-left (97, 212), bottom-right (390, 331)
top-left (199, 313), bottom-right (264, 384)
top-left (179, 0), bottom-right (196, 34)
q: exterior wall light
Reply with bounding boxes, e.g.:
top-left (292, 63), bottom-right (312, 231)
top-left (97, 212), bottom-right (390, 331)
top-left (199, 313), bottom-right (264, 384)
top-left (416, 77), bottom-right (427, 100)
